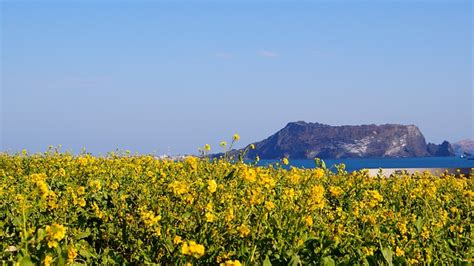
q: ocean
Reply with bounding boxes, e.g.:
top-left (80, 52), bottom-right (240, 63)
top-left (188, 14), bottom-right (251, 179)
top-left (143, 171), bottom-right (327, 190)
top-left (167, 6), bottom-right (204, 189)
top-left (256, 157), bottom-right (474, 172)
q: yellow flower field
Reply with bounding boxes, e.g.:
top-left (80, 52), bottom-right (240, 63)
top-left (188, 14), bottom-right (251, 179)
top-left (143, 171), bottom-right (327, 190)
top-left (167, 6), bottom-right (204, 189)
top-left (0, 150), bottom-right (472, 265)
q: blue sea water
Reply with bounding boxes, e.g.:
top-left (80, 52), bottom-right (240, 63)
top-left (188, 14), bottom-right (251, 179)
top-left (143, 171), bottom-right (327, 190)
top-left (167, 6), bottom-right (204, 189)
top-left (256, 157), bottom-right (474, 172)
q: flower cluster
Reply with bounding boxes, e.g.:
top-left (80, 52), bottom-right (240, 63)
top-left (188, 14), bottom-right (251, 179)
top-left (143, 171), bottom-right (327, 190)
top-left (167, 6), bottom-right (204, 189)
top-left (45, 224), bottom-right (66, 248)
top-left (0, 150), bottom-right (472, 264)
top-left (181, 241), bottom-right (206, 258)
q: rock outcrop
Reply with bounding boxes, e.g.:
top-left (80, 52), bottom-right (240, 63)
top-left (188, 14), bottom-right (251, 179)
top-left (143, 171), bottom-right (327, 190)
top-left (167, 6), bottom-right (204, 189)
top-left (452, 139), bottom-right (474, 156)
top-left (237, 121), bottom-right (455, 159)
top-left (426, 141), bottom-right (455, 157)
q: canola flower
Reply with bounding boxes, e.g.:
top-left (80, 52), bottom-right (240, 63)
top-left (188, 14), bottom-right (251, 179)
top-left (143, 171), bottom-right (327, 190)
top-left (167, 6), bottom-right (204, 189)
top-left (45, 223), bottom-right (66, 248)
top-left (0, 150), bottom-right (472, 265)
top-left (207, 179), bottom-right (217, 193)
top-left (67, 246), bottom-right (78, 263)
top-left (329, 186), bottom-right (343, 197)
top-left (232, 134), bottom-right (240, 141)
top-left (304, 216), bottom-right (313, 227)
top-left (44, 255), bottom-right (53, 266)
top-left (173, 235), bottom-right (182, 245)
top-left (237, 224), bottom-right (251, 237)
top-left (181, 241), bottom-right (205, 258)
top-left (221, 260), bottom-right (242, 266)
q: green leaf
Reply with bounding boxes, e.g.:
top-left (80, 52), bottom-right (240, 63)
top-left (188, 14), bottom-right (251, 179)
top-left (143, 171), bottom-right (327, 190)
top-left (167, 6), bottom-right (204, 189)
top-left (381, 247), bottom-right (393, 266)
top-left (263, 255), bottom-right (272, 266)
top-left (289, 254), bottom-right (301, 266)
top-left (224, 170), bottom-right (236, 180)
top-left (415, 217), bottom-right (423, 232)
top-left (36, 228), bottom-right (46, 242)
top-left (19, 255), bottom-right (35, 266)
top-left (322, 256), bottom-right (335, 266)
top-left (448, 239), bottom-right (457, 247)
top-left (314, 158), bottom-right (327, 169)
top-left (362, 257), bottom-right (370, 266)
top-left (79, 247), bottom-right (96, 259)
top-left (75, 229), bottom-right (91, 240)
top-left (321, 160), bottom-right (326, 170)
top-left (56, 254), bottom-right (66, 266)
top-left (13, 216), bottom-right (22, 227)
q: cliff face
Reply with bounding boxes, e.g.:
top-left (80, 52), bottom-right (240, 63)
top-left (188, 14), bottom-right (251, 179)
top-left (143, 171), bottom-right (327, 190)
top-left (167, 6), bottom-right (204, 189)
top-left (427, 141), bottom-right (455, 157)
top-left (243, 121), bottom-right (455, 159)
top-left (452, 139), bottom-right (474, 156)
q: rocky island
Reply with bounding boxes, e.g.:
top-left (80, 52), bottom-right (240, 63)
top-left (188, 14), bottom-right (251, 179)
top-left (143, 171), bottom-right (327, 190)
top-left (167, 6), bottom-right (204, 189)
top-left (227, 121), bottom-right (455, 159)
top-left (452, 139), bottom-right (474, 156)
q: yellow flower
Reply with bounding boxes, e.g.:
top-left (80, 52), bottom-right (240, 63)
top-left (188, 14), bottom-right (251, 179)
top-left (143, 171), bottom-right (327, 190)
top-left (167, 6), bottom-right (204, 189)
top-left (221, 260), bottom-right (242, 266)
top-left (181, 242), bottom-right (189, 255)
top-left (237, 224), bottom-right (251, 237)
top-left (361, 247), bottom-right (374, 256)
top-left (173, 235), bottom-right (182, 245)
top-left (185, 156), bottom-right (199, 169)
top-left (329, 186), bottom-right (343, 197)
top-left (92, 202), bottom-right (104, 219)
top-left (204, 144), bottom-right (211, 151)
top-left (283, 188), bottom-right (295, 200)
top-left (47, 240), bottom-right (58, 248)
top-left (395, 246), bottom-right (405, 257)
top-left (88, 180), bottom-right (101, 191)
top-left (208, 179), bottom-right (217, 193)
top-left (45, 223), bottom-right (66, 247)
top-left (421, 226), bottom-right (430, 239)
top-left (232, 134), bottom-right (240, 141)
top-left (139, 207), bottom-right (161, 227)
top-left (169, 180), bottom-right (188, 195)
top-left (67, 246), bottom-right (77, 262)
top-left (36, 180), bottom-right (49, 195)
top-left (78, 198), bottom-right (86, 207)
top-left (289, 173), bottom-right (300, 184)
top-left (364, 190), bottom-right (383, 207)
top-left (206, 202), bottom-right (214, 211)
top-left (225, 208), bottom-right (234, 222)
top-left (282, 158), bottom-right (289, 165)
top-left (264, 200), bottom-right (275, 211)
top-left (77, 186), bottom-right (85, 195)
top-left (304, 216), bottom-right (313, 227)
top-left (44, 255), bottom-right (53, 266)
top-left (182, 241), bottom-right (205, 258)
top-left (243, 168), bottom-right (257, 182)
top-left (309, 185), bottom-right (325, 209)
top-left (258, 173), bottom-right (276, 189)
top-left (220, 141), bottom-right (227, 147)
top-left (397, 221), bottom-right (407, 235)
top-left (189, 241), bottom-right (205, 258)
top-left (313, 168), bottom-right (325, 178)
top-left (250, 144), bottom-right (255, 149)
top-left (205, 212), bottom-right (216, 222)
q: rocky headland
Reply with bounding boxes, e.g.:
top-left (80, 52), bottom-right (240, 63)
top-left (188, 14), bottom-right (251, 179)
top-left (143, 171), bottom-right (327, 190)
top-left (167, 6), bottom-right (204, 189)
top-left (222, 121), bottom-right (455, 159)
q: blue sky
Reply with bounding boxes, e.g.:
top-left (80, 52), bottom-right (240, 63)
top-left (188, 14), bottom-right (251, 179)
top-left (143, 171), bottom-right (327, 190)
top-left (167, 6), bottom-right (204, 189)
top-left (1, 1), bottom-right (472, 154)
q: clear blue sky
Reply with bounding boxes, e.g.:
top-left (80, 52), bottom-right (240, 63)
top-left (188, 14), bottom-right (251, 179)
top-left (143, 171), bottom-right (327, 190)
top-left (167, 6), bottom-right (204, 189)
top-left (1, 1), bottom-right (472, 155)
